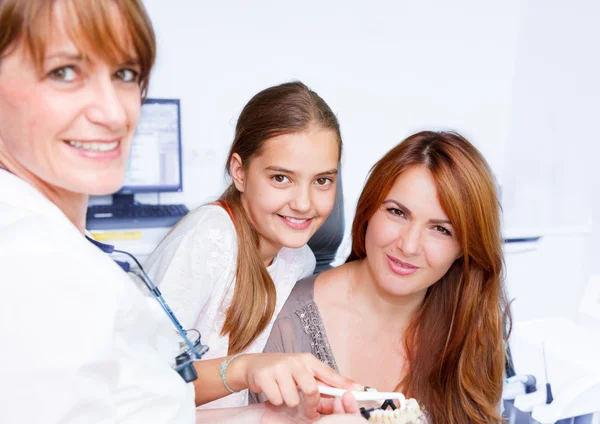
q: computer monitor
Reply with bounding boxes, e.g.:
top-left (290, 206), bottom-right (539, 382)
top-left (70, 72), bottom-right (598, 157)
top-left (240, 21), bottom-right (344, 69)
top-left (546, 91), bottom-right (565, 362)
top-left (117, 98), bottom-right (183, 198)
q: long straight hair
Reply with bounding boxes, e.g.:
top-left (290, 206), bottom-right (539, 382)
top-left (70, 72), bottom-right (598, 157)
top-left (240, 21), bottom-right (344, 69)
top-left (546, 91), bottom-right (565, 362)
top-left (221, 81), bottom-right (342, 354)
top-left (0, 0), bottom-right (155, 98)
top-left (348, 131), bottom-right (510, 423)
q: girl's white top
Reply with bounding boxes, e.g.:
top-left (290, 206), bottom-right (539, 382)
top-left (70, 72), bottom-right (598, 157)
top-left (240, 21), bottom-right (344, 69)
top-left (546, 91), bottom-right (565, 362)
top-left (145, 205), bottom-right (316, 408)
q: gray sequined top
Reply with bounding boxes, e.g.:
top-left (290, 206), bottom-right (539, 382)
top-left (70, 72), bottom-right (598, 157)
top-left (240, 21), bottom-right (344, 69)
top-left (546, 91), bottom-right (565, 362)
top-left (247, 276), bottom-right (433, 424)
top-left (248, 274), bottom-right (337, 403)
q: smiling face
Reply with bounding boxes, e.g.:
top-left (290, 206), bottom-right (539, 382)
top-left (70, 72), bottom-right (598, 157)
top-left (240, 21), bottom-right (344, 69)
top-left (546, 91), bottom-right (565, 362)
top-left (0, 1), bottom-right (143, 197)
top-left (364, 165), bottom-right (462, 300)
top-left (231, 126), bottom-right (340, 262)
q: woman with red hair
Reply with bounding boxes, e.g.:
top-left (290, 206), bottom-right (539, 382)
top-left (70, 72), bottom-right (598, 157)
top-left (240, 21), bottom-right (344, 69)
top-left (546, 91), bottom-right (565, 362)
top-left (256, 131), bottom-right (511, 423)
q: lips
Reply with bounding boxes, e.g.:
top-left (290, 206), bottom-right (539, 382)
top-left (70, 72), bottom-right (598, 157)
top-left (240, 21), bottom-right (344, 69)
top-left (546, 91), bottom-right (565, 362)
top-left (278, 214), bottom-right (313, 230)
top-left (63, 138), bottom-right (122, 159)
top-left (386, 254), bottom-right (419, 276)
top-left (66, 139), bottom-right (120, 152)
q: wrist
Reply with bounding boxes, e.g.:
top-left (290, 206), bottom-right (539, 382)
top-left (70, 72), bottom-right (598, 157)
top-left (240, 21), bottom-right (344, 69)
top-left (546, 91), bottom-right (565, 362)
top-left (222, 352), bottom-right (250, 393)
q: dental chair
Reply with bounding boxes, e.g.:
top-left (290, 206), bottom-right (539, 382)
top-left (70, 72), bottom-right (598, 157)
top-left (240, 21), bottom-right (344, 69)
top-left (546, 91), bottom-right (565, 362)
top-left (307, 166), bottom-right (345, 274)
top-left (504, 275), bottom-right (600, 423)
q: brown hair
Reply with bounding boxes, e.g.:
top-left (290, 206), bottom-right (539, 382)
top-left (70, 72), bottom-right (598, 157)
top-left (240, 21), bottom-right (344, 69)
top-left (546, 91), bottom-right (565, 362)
top-left (221, 81), bottom-right (342, 354)
top-left (0, 0), bottom-right (155, 97)
top-left (348, 131), bottom-right (510, 423)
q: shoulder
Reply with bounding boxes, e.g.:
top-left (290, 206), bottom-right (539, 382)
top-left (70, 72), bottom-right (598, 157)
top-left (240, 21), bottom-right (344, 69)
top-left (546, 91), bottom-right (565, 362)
top-left (275, 274), bottom-right (317, 320)
top-left (177, 204), bottom-right (236, 247)
top-left (0, 202), bottom-right (129, 324)
top-left (277, 244), bottom-right (316, 279)
top-left (1, 207), bottom-right (109, 272)
top-left (148, 205), bottom-right (238, 266)
top-left (177, 204), bottom-right (235, 235)
top-left (0, 203), bottom-right (57, 250)
top-left (1, 208), bottom-right (124, 296)
top-left (0, 207), bottom-right (125, 369)
top-left (313, 263), bottom-right (352, 303)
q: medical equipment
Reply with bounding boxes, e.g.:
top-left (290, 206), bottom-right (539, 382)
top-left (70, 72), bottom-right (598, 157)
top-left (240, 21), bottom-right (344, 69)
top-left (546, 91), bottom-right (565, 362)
top-left (501, 274), bottom-right (600, 423)
top-left (504, 331), bottom-right (600, 422)
top-left (503, 374), bottom-right (538, 424)
top-left (86, 98), bottom-right (188, 230)
top-left (86, 236), bottom-right (209, 382)
top-left (542, 342), bottom-right (554, 404)
top-left (317, 385), bottom-right (427, 423)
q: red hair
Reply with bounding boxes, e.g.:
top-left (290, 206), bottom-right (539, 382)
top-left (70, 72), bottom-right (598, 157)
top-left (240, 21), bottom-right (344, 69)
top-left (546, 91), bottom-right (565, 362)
top-left (0, 0), bottom-right (155, 97)
top-left (348, 131), bottom-right (510, 423)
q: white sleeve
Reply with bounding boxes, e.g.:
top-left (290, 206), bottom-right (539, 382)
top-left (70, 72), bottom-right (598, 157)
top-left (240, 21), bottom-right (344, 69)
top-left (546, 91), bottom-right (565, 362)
top-left (299, 245), bottom-right (317, 279)
top-left (0, 240), bottom-right (118, 423)
top-left (147, 208), bottom-right (238, 330)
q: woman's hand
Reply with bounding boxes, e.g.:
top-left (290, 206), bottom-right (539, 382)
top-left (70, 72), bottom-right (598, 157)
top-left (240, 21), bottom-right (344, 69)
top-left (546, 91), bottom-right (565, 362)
top-left (195, 393), bottom-right (362, 424)
top-left (262, 391), bottom-right (362, 423)
top-left (316, 391), bottom-right (361, 416)
top-left (227, 353), bottom-right (359, 420)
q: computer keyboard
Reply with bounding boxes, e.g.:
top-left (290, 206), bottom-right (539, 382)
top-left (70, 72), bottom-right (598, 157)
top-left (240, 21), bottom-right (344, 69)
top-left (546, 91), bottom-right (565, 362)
top-left (86, 203), bottom-right (190, 230)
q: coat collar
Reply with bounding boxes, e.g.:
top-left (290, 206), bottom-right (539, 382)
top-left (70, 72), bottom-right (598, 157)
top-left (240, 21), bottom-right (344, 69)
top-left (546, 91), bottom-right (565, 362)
top-left (0, 168), bottom-right (75, 227)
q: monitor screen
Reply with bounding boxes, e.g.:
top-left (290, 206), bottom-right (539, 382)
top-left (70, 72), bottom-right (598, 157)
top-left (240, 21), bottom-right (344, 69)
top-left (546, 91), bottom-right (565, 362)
top-left (118, 98), bottom-right (183, 194)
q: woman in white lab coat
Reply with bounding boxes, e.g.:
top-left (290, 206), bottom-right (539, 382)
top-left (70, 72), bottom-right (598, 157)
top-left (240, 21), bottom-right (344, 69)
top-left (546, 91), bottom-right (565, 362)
top-left (0, 1), bottom-right (361, 423)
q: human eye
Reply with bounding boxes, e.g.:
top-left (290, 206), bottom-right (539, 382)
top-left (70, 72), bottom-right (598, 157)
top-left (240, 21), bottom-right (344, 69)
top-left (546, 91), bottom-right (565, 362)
top-left (48, 65), bottom-right (79, 82)
top-left (386, 207), bottom-right (406, 218)
top-left (271, 174), bottom-right (290, 184)
top-left (433, 225), bottom-right (452, 236)
top-left (314, 177), bottom-right (333, 186)
top-left (114, 68), bottom-right (139, 83)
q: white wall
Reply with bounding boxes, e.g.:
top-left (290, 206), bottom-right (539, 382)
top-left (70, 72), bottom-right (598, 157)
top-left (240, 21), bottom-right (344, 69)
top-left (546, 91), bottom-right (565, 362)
top-left (502, 0), bottom-right (600, 232)
top-left (140, 0), bottom-right (521, 232)
top-left (500, 0), bottom-right (600, 322)
top-left (137, 0), bottom-right (600, 316)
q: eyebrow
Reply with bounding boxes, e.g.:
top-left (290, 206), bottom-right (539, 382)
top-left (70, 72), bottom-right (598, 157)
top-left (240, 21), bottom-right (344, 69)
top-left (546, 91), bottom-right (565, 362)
top-left (45, 52), bottom-right (83, 62)
top-left (382, 199), bottom-right (452, 225)
top-left (121, 58), bottom-right (142, 67)
top-left (44, 52), bottom-right (141, 67)
top-left (264, 166), bottom-right (339, 177)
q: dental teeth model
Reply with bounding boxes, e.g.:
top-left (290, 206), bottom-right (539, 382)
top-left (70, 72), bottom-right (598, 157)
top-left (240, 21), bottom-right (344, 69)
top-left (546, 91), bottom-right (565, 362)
top-left (317, 385), bottom-right (427, 424)
top-left (363, 397), bottom-right (427, 423)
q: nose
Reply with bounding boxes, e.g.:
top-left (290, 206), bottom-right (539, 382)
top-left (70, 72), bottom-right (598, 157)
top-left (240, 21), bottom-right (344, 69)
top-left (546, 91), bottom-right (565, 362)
top-left (396, 223), bottom-right (422, 257)
top-left (85, 76), bottom-right (128, 132)
top-left (289, 183), bottom-right (312, 214)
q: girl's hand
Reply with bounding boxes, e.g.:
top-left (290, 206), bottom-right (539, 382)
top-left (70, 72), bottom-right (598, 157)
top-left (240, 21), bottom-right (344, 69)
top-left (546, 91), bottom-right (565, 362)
top-left (228, 353), bottom-right (358, 420)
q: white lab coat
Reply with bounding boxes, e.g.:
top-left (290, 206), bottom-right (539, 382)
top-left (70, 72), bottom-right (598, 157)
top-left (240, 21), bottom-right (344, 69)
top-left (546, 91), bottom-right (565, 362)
top-left (0, 169), bottom-right (195, 423)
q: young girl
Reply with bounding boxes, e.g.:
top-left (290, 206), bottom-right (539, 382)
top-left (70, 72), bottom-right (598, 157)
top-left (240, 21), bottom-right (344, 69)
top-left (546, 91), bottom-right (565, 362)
top-left (255, 131), bottom-right (511, 423)
top-left (145, 81), bottom-right (343, 409)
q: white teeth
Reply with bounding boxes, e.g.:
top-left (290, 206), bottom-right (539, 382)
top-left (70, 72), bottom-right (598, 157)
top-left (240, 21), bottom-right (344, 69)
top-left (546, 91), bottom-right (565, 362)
top-left (68, 140), bottom-right (119, 152)
top-left (285, 216), bottom-right (307, 224)
top-left (368, 409), bottom-right (403, 423)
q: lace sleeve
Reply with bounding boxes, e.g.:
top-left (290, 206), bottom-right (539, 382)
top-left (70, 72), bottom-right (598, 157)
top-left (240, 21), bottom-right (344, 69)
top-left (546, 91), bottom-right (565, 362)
top-left (298, 244), bottom-right (317, 279)
top-left (147, 207), bottom-right (237, 330)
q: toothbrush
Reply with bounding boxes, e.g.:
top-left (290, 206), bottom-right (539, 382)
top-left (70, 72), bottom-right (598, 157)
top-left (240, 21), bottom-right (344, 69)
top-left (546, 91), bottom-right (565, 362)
top-left (317, 385), bottom-right (406, 403)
